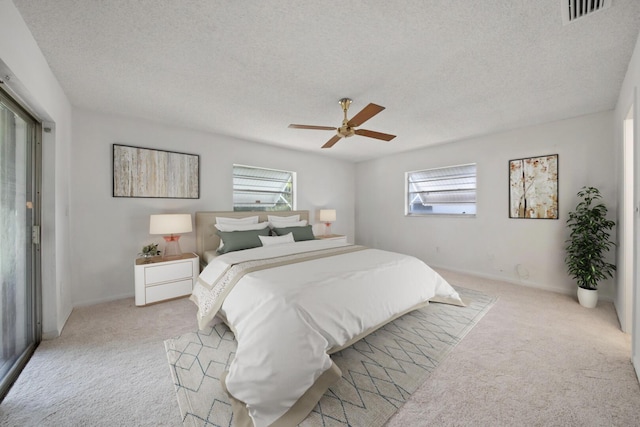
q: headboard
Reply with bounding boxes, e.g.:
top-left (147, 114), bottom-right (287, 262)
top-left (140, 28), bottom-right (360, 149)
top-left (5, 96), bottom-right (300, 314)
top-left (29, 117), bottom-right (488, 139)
top-left (195, 210), bottom-right (310, 267)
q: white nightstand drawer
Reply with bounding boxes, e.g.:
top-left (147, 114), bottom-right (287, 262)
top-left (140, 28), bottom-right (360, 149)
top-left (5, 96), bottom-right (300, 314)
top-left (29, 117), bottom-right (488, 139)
top-left (146, 278), bottom-right (193, 304)
top-left (145, 260), bottom-right (193, 285)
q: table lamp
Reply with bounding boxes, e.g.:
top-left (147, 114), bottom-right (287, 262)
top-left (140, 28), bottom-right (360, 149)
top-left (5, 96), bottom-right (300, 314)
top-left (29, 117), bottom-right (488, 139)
top-left (149, 214), bottom-right (192, 258)
top-left (319, 209), bottom-right (336, 236)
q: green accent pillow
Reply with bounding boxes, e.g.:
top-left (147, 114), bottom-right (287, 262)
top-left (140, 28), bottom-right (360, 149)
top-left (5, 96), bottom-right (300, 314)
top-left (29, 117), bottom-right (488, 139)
top-left (272, 225), bottom-right (315, 241)
top-left (217, 228), bottom-right (270, 254)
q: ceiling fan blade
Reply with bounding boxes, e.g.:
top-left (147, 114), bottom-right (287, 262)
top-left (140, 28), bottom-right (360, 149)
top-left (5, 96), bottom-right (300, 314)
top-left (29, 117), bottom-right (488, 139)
top-left (355, 129), bottom-right (396, 141)
top-left (289, 124), bottom-right (337, 131)
top-left (347, 103), bottom-right (385, 127)
top-left (321, 135), bottom-right (342, 149)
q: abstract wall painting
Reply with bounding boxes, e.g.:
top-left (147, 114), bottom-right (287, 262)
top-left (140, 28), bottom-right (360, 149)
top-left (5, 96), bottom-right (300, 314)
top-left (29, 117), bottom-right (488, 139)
top-left (509, 154), bottom-right (558, 219)
top-left (113, 144), bottom-right (199, 199)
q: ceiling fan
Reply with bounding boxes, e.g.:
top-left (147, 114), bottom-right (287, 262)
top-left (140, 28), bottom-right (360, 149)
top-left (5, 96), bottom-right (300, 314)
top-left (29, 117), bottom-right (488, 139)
top-left (288, 98), bottom-right (396, 148)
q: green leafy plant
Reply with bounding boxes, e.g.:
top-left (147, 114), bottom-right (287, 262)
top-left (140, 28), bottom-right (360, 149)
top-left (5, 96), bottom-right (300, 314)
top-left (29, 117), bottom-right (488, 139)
top-left (565, 186), bottom-right (616, 290)
top-left (139, 243), bottom-right (161, 257)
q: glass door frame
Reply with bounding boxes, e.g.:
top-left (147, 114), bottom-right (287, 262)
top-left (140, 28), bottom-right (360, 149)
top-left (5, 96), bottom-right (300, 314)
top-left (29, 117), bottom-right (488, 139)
top-left (0, 86), bottom-right (42, 401)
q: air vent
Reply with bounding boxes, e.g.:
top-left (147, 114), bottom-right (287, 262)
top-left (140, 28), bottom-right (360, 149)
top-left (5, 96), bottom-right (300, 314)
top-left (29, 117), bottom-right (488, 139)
top-left (561, 0), bottom-right (612, 24)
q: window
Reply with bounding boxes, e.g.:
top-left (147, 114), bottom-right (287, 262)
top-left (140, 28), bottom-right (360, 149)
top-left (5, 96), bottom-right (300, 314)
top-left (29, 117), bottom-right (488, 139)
top-left (406, 163), bottom-right (477, 216)
top-left (233, 165), bottom-right (295, 211)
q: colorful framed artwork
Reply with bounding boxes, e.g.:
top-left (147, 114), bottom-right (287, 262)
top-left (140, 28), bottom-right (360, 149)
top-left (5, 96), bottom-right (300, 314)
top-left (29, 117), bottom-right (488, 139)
top-left (112, 144), bottom-right (199, 199)
top-left (509, 154), bottom-right (558, 219)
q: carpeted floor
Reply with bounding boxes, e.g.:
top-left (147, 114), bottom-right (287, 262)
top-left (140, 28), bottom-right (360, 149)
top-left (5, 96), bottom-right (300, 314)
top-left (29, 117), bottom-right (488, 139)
top-left (164, 287), bottom-right (496, 426)
top-left (0, 268), bottom-right (639, 426)
top-left (387, 269), bottom-right (640, 426)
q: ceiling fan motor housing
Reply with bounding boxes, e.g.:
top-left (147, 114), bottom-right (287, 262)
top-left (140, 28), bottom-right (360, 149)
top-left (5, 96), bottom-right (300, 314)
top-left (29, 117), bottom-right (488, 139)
top-left (338, 125), bottom-right (355, 138)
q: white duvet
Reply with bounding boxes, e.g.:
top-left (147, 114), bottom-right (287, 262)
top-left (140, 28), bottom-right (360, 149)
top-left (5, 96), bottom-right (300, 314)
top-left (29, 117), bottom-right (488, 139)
top-left (191, 239), bottom-right (462, 427)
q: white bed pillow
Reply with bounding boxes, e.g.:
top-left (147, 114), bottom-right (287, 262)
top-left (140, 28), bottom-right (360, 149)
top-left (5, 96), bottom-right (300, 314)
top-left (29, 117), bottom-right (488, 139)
top-left (267, 214), bottom-right (299, 223)
top-left (216, 215), bottom-right (259, 225)
top-left (214, 222), bottom-right (268, 232)
top-left (269, 219), bottom-right (308, 228)
top-left (258, 232), bottom-right (294, 246)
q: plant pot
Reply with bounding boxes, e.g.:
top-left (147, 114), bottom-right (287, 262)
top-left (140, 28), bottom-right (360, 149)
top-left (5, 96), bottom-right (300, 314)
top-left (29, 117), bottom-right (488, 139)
top-left (577, 287), bottom-right (598, 308)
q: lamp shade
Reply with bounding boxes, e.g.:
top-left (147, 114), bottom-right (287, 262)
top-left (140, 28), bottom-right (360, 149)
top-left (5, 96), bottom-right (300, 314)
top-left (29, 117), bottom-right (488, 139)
top-left (319, 209), bottom-right (336, 223)
top-left (149, 214), bottom-right (192, 235)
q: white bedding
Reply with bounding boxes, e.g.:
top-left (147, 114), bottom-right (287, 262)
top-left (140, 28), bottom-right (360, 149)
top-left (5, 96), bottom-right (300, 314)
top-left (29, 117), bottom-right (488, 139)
top-left (190, 239), bottom-right (462, 427)
top-left (203, 249), bottom-right (218, 265)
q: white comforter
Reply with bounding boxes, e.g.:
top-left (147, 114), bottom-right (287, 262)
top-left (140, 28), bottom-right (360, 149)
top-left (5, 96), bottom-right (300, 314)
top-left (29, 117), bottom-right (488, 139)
top-left (191, 239), bottom-right (462, 427)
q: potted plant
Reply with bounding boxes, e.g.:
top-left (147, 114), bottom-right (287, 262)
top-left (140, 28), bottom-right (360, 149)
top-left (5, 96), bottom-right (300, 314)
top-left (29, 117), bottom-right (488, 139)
top-left (138, 243), bottom-right (161, 263)
top-left (564, 186), bottom-right (616, 308)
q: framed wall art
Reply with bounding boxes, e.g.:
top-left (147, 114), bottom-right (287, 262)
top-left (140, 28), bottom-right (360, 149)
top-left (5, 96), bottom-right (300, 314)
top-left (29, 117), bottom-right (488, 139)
top-left (509, 154), bottom-right (558, 219)
top-left (112, 144), bottom-right (199, 199)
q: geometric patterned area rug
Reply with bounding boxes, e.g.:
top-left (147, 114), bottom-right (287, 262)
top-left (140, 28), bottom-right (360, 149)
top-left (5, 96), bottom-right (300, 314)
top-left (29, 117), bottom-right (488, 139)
top-left (164, 287), bottom-right (496, 427)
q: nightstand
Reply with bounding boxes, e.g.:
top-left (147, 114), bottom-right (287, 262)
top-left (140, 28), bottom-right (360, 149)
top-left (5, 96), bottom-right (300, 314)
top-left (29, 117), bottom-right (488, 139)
top-left (316, 234), bottom-right (347, 243)
top-left (134, 252), bottom-right (199, 306)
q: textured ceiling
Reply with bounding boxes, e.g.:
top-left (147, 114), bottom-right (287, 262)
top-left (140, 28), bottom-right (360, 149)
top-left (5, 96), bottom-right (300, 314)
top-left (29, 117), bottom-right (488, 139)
top-left (12, 0), bottom-right (640, 162)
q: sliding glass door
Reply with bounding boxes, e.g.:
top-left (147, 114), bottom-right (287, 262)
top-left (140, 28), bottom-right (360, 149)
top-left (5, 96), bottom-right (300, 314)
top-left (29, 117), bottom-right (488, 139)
top-left (0, 87), bottom-right (41, 401)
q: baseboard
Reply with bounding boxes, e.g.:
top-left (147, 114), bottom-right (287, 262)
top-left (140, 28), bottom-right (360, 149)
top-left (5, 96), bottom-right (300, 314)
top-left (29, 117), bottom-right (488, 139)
top-left (633, 355), bottom-right (640, 383)
top-left (42, 305), bottom-right (73, 340)
top-left (72, 291), bottom-right (135, 308)
top-left (428, 263), bottom-right (615, 303)
top-left (429, 263), bottom-right (570, 293)
top-left (42, 330), bottom-right (60, 340)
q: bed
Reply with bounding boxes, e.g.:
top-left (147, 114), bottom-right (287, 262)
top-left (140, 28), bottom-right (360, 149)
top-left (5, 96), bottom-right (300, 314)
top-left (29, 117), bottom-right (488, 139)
top-left (191, 210), bottom-right (462, 427)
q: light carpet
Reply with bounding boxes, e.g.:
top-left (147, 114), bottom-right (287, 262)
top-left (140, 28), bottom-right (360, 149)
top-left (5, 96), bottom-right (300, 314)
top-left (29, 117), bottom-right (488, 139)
top-left (164, 287), bottom-right (496, 426)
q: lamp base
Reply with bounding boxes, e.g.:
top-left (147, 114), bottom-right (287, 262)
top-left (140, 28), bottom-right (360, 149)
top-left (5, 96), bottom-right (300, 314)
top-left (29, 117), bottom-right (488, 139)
top-left (324, 222), bottom-right (332, 236)
top-left (162, 235), bottom-right (183, 259)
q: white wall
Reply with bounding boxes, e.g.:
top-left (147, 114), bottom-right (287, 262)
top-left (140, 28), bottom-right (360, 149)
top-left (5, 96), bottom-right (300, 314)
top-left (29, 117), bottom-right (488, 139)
top-left (615, 29), bottom-right (640, 379)
top-left (70, 108), bottom-right (355, 306)
top-left (356, 111), bottom-right (616, 297)
top-left (0, 0), bottom-right (73, 338)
